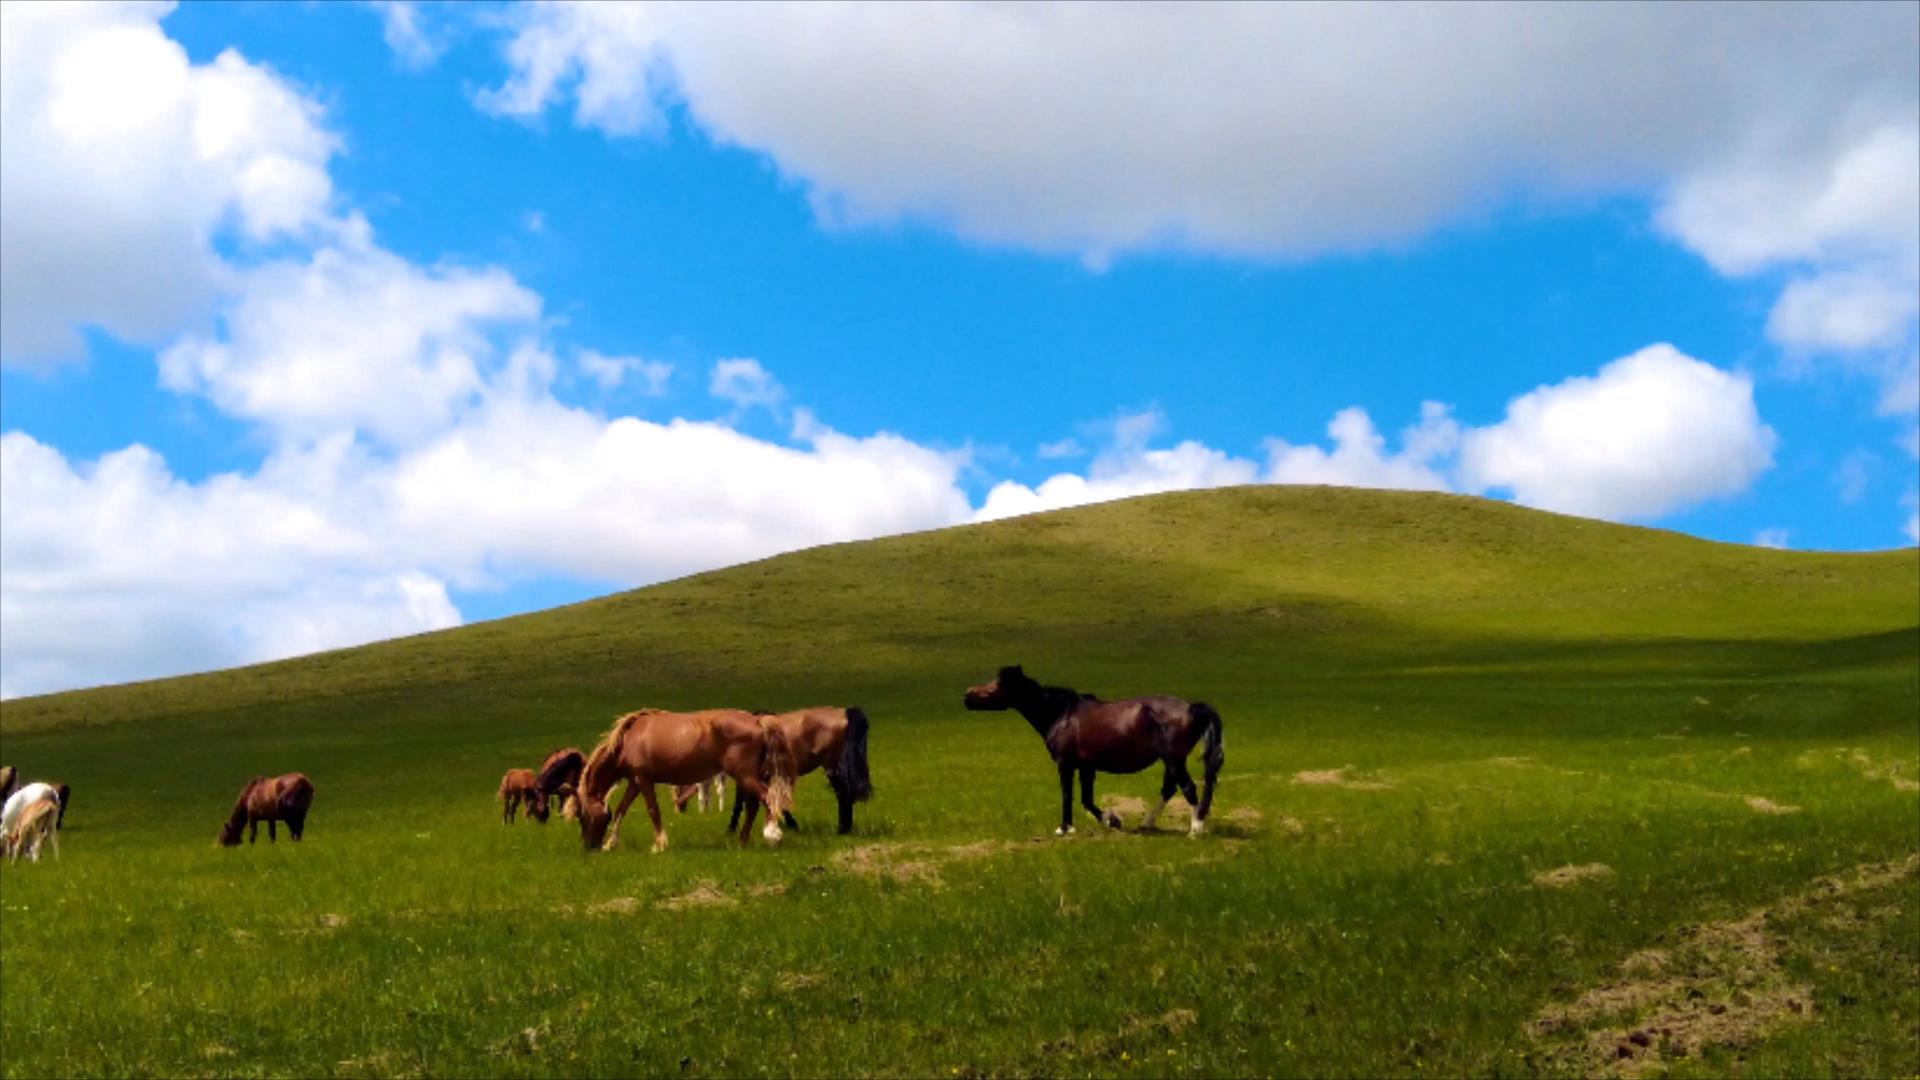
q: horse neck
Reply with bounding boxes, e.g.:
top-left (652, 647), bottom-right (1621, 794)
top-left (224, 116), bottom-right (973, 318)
top-left (1013, 686), bottom-right (1078, 739)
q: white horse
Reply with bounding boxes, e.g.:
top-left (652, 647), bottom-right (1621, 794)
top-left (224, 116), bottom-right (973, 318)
top-left (2, 783), bottom-right (61, 863)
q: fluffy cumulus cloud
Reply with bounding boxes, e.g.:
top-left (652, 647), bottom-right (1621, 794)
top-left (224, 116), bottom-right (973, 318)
top-left (157, 232), bottom-right (544, 446)
top-left (0, 432), bottom-right (460, 699)
top-left (0, 1), bottom-right (339, 362)
top-left (1457, 345), bottom-right (1775, 520)
top-left (474, 3), bottom-right (1915, 264)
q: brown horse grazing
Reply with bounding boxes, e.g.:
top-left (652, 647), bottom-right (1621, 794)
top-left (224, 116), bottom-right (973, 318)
top-left (218, 774), bottom-right (315, 846)
top-left (498, 768), bottom-right (547, 824)
top-left (726, 707), bottom-right (873, 835)
top-left (575, 709), bottom-right (797, 853)
top-left (964, 666), bottom-right (1223, 838)
top-left (534, 747), bottom-right (586, 820)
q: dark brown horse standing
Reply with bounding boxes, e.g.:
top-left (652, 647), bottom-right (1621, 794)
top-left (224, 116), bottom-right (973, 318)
top-left (964, 666), bottom-right (1223, 837)
top-left (218, 773), bottom-right (315, 846)
top-left (575, 709), bottom-right (797, 852)
top-left (535, 747), bottom-right (586, 820)
top-left (726, 706), bottom-right (873, 835)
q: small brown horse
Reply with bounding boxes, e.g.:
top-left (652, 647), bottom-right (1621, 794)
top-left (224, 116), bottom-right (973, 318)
top-left (218, 773), bottom-right (315, 846)
top-left (498, 768), bottom-right (547, 824)
top-left (575, 709), bottom-right (797, 852)
top-left (726, 706), bottom-right (873, 834)
top-left (535, 747), bottom-right (586, 820)
top-left (964, 665), bottom-right (1223, 837)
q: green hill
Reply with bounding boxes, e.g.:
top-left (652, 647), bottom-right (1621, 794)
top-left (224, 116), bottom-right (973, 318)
top-left (2, 487), bottom-right (1916, 1078)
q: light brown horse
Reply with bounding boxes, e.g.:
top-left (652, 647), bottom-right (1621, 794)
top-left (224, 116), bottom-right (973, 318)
top-left (498, 768), bottom-right (546, 824)
top-left (575, 709), bottom-right (797, 853)
top-left (965, 665), bottom-right (1222, 837)
top-left (218, 773), bottom-right (315, 846)
top-left (535, 747), bottom-right (586, 820)
top-left (725, 707), bottom-right (872, 834)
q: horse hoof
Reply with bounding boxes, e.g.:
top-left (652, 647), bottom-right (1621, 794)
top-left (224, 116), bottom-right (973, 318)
top-left (1054, 826), bottom-right (1075, 837)
top-left (762, 824), bottom-right (784, 846)
top-left (651, 835), bottom-right (669, 854)
top-left (1189, 818), bottom-right (1206, 838)
top-left (1105, 813), bottom-right (1123, 829)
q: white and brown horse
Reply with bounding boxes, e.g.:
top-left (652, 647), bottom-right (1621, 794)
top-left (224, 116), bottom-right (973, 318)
top-left (574, 709), bottom-right (797, 853)
top-left (726, 707), bottom-right (872, 835)
top-left (5, 798), bottom-right (59, 863)
top-left (965, 665), bottom-right (1222, 837)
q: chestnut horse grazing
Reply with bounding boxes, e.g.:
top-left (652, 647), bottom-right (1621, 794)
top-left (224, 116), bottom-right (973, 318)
top-left (218, 774), bottom-right (315, 846)
top-left (575, 709), bottom-right (797, 853)
top-left (726, 707), bottom-right (873, 835)
top-left (498, 768), bottom-right (546, 824)
top-left (535, 747), bottom-right (586, 820)
top-left (964, 666), bottom-right (1223, 837)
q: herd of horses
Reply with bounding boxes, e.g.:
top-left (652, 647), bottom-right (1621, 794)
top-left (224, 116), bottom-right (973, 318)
top-left (0, 666), bottom-right (1226, 863)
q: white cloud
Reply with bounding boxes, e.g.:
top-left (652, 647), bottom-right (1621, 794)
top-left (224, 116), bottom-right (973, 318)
top-left (0, 1), bottom-right (339, 362)
top-left (1457, 345), bottom-right (1776, 520)
top-left (1264, 403), bottom-right (1456, 493)
top-left (1904, 495), bottom-right (1919, 545)
top-left (157, 235), bottom-right (543, 446)
top-left (369, 1), bottom-right (444, 70)
top-left (709, 357), bottom-right (784, 413)
top-left (475, 3), bottom-right (1915, 265)
top-left (1752, 528), bottom-right (1790, 550)
top-left (0, 432), bottom-right (460, 699)
top-left (977, 408), bottom-right (1258, 521)
top-left (575, 350), bottom-right (671, 395)
top-left (1036, 438), bottom-right (1084, 460)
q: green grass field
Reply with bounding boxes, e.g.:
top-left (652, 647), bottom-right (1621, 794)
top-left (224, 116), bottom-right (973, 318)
top-left (2, 486), bottom-right (1916, 1078)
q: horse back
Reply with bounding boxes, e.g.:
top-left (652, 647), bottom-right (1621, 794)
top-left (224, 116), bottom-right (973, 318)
top-left (764, 707), bottom-right (848, 776)
top-left (1063, 696), bottom-right (1192, 771)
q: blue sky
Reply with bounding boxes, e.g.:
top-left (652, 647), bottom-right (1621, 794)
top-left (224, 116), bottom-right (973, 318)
top-left (2, 2), bottom-right (1915, 697)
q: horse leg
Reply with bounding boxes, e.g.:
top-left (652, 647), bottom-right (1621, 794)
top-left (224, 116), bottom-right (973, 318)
top-left (603, 781), bottom-right (644, 852)
top-left (290, 813), bottom-right (304, 841)
top-left (738, 780), bottom-right (783, 846)
top-left (1143, 764), bottom-right (1180, 831)
top-left (1056, 762), bottom-right (1075, 836)
top-left (727, 787), bottom-right (745, 832)
top-left (1080, 767), bottom-right (1118, 829)
top-left (248, 818), bottom-right (258, 844)
top-left (830, 774), bottom-right (853, 835)
top-left (639, 783), bottom-right (669, 854)
top-left (269, 819), bottom-right (277, 842)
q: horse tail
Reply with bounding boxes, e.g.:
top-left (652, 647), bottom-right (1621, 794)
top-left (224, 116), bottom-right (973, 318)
top-left (759, 718), bottom-right (798, 817)
top-left (832, 707), bottom-right (873, 803)
top-left (1194, 703), bottom-right (1224, 820)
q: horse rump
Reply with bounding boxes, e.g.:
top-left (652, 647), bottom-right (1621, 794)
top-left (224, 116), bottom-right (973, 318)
top-left (277, 774), bottom-right (315, 840)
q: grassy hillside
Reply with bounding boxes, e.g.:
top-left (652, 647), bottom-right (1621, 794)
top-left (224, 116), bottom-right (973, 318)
top-left (2, 486), bottom-right (1916, 1078)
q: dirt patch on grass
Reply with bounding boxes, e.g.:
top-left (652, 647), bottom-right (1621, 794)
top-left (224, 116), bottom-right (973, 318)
top-left (585, 896), bottom-right (639, 916)
top-left (776, 971), bottom-right (823, 992)
top-left (1533, 863), bottom-right (1615, 889)
top-left (1225, 806), bottom-right (1263, 827)
top-left (1101, 795), bottom-right (1150, 820)
top-left (1123, 1008), bottom-right (1197, 1037)
top-left (1291, 766), bottom-right (1395, 790)
top-left (657, 881), bottom-right (735, 911)
top-left (1743, 795), bottom-right (1800, 815)
top-left (831, 843), bottom-right (945, 886)
top-left (1528, 854), bottom-right (1919, 1077)
top-left (746, 881), bottom-right (788, 898)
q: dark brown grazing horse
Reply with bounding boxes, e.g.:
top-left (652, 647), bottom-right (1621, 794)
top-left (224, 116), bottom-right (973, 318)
top-left (218, 773), bottom-right (315, 846)
top-left (726, 706), bottom-right (872, 835)
top-left (575, 709), bottom-right (797, 852)
top-left (535, 746), bottom-right (586, 820)
top-left (964, 665), bottom-right (1223, 837)
top-left (498, 768), bottom-right (547, 824)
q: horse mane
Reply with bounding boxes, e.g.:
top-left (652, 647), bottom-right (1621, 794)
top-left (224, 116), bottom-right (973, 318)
top-left (219, 777), bottom-right (264, 844)
top-left (582, 711), bottom-right (650, 790)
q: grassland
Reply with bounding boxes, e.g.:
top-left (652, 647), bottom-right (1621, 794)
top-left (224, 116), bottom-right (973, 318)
top-left (1, 486), bottom-right (1915, 1078)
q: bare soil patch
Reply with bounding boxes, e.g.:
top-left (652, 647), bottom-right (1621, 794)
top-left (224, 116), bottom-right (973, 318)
top-left (584, 896), bottom-right (639, 916)
top-left (1291, 766), bottom-right (1395, 790)
top-left (1528, 854), bottom-right (1919, 1077)
top-left (657, 881), bottom-right (735, 911)
top-left (1743, 796), bottom-right (1800, 815)
top-left (1533, 863), bottom-right (1615, 889)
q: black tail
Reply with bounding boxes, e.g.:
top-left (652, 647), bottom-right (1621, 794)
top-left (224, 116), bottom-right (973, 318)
top-left (832, 707), bottom-right (873, 803)
top-left (1195, 703), bottom-right (1223, 821)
